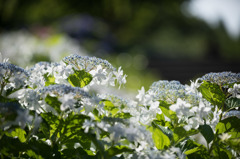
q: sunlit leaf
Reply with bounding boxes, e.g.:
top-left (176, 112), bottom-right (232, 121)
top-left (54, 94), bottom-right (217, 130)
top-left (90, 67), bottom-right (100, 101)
top-left (44, 73), bottom-right (55, 86)
top-left (216, 117), bottom-right (240, 138)
top-left (159, 100), bottom-right (177, 120)
top-left (8, 128), bottom-right (26, 143)
top-left (45, 94), bottom-right (61, 114)
top-left (149, 126), bottom-right (171, 150)
top-left (198, 81), bottom-right (226, 108)
top-left (68, 70), bottom-right (92, 88)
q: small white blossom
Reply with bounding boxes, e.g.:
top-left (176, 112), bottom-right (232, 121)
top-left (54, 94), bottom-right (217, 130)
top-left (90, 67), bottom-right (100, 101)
top-left (59, 93), bottom-right (76, 111)
top-left (136, 86), bottom-right (145, 102)
top-left (170, 98), bottom-right (192, 118)
top-left (74, 143), bottom-right (81, 149)
top-left (185, 79), bottom-right (201, 95)
top-left (219, 133), bottom-right (231, 141)
top-left (82, 120), bottom-right (95, 133)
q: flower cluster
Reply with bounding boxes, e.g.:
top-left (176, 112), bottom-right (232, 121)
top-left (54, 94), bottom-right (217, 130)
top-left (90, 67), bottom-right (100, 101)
top-left (0, 61), bottom-right (29, 96)
top-left (199, 71), bottom-right (240, 87)
top-left (63, 54), bottom-right (127, 88)
top-left (142, 80), bottom-right (201, 105)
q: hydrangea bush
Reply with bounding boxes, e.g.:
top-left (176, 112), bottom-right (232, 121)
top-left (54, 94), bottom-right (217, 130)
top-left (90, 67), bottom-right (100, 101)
top-left (0, 53), bottom-right (240, 159)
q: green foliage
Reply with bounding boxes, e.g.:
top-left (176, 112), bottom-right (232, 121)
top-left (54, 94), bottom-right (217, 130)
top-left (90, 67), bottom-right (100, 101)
top-left (106, 145), bottom-right (134, 158)
top-left (159, 100), bottom-right (177, 120)
top-left (198, 81), bottom-right (226, 108)
top-left (7, 128), bottom-right (26, 143)
top-left (173, 127), bottom-right (198, 144)
top-left (45, 95), bottom-right (61, 114)
top-left (215, 117), bottom-right (240, 155)
top-left (44, 73), bottom-right (56, 86)
top-left (152, 121), bottom-right (173, 141)
top-left (216, 116), bottom-right (240, 134)
top-left (68, 70), bottom-right (92, 88)
top-left (114, 112), bottom-right (132, 119)
top-left (216, 117), bottom-right (240, 138)
top-left (0, 95), bottom-right (17, 103)
top-left (61, 147), bottom-right (90, 159)
top-left (103, 100), bottom-right (119, 116)
top-left (182, 139), bottom-right (209, 158)
top-left (149, 125), bottom-right (171, 150)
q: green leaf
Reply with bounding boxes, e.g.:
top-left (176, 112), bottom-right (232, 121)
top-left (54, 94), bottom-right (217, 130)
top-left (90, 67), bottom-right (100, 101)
top-left (216, 117), bottom-right (240, 138)
top-left (61, 147), bottom-right (91, 159)
top-left (68, 70), bottom-right (92, 88)
top-left (225, 97), bottom-right (240, 111)
top-left (45, 94), bottom-right (61, 114)
top-left (92, 108), bottom-right (102, 121)
top-left (159, 101), bottom-right (177, 120)
top-left (212, 146), bottom-right (232, 159)
top-left (156, 113), bottom-right (165, 121)
top-left (216, 116), bottom-right (240, 152)
top-left (0, 96), bottom-right (17, 103)
top-left (182, 139), bottom-right (209, 158)
top-left (198, 124), bottom-right (214, 144)
top-left (41, 112), bottom-right (60, 138)
top-left (61, 113), bottom-right (91, 149)
top-left (149, 126), bottom-right (171, 150)
top-left (114, 112), bottom-right (132, 119)
top-left (173, 127), bottom-right (198, 143)
top-left (9, 128), bottom-right (26, 143)
top-left (198, 81), bottom-right (226, 108)
top-left (28, 137), bottom-right (59, 158)
top-left (107, 145), bottom-right (134, 157)
top-left (0, 135), bottom-right (27, 157)
top-left (152, 121), bottom-right (173, 140)
top-left (154, 113), bottom-right (173, 131)
top-left (26, 150), bottom-right (44, 159)
top-left (226, 138), bottom-right (240, 153)
top-left (184, 147), bottom-right (200, 155)
top-left (43, 73), bottom-right (55, 86)
top-left (103, 100), bottom-right (119, 116)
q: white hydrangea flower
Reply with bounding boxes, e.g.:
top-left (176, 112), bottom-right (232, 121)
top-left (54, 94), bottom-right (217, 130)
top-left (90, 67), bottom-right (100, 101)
top-left (90, 65), bottom-right (107, 85)
top-left (53, 61), bottom-right (73, 84)
top-left (170, 98), bottom-right (192, 118)
top-left (185, 79), bottom-right (202, 96)
top-left (208, 106), bottom-right (222, 130)
top-left (13, 89), bottom-right (42, 112)
top-left (59, 93), bottom-right (76, 111)
top-left (228, 84), bottom-right (240, 98)
top-left (114, 67), bottom-right (127, 88)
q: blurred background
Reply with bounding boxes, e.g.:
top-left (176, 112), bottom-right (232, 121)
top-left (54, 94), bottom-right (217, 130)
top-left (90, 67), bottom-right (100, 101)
top-left (0, 0), bottom-right (240, 92)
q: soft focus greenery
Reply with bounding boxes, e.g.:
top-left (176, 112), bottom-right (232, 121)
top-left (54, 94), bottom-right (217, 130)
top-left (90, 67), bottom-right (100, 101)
top-left (0, 0), bottom-right (239, 60)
